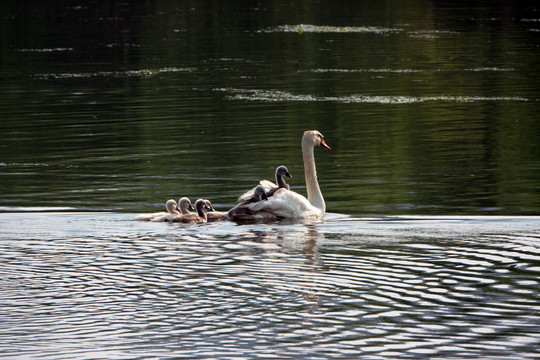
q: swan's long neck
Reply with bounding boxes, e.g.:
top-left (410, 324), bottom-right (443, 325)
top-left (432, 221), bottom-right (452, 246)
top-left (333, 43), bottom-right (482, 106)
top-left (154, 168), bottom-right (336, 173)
top-left (302, 138), bottom-right (325, 211)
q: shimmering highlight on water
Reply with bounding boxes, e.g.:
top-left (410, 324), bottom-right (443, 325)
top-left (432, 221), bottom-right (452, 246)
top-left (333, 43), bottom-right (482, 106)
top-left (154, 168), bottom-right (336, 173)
top-left (1, 213), bottom-right (539, 359)
top-left (216, 88), bottom-right (528, 104)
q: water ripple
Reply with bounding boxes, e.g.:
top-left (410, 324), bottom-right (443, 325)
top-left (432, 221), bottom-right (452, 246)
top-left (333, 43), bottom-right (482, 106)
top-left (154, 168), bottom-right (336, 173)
top-left (1, 214), bottom-right (539, 359)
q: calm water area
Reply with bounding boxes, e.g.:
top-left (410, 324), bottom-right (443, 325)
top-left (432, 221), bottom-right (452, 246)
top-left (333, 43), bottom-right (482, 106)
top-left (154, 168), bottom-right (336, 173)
top-left (1, 1), bottom-right (540, 359)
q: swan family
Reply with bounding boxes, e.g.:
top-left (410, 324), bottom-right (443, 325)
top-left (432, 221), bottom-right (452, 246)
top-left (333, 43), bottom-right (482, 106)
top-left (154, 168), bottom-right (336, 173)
top-left (135, 130), bottom-right (331, 224)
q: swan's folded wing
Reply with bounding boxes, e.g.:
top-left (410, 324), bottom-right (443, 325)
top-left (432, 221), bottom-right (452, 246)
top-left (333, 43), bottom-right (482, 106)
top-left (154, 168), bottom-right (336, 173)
top-left (247, 189), bottom-right (322, 219)
top-left (259, 180), bottom-right (276, 188)
top-left (236, 180), bottom-right (277, 202)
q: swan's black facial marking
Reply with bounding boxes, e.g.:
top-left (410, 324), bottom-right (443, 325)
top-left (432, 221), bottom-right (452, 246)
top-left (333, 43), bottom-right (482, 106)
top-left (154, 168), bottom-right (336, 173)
top-left (318, 134), bottom-right (331, 150)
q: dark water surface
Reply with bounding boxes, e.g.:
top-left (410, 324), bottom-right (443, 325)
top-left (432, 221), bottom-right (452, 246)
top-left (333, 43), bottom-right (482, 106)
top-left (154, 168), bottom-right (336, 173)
top-left (1, 1), bottom-right (539, 215)
top-left (1, 1), bottom-right (540, 359)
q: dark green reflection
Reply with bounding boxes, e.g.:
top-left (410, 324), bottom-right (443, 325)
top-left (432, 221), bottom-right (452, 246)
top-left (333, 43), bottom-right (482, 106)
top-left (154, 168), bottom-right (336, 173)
top-left (1, 1), bottom-right (539, 214)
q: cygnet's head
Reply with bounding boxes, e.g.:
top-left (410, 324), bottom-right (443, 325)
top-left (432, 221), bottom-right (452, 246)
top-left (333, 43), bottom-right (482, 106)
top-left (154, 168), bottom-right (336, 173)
top-left (194, 199), bottom-right (212, 214)
top-left (254, 185), bottom-right (269, 201)
top-left (276, 165), bottom-right (292, 178)
top-left (165, 199), bottom-right (179, 213)
top-left (178, 197), bottom-right (194, 213)
top-left (203, 199), bottom-right (216, 212)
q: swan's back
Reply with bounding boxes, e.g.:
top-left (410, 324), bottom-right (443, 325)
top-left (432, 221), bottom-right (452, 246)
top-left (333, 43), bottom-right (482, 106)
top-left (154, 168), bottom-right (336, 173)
top-left (247, 188), bottom-right (323, 219)
top-left (237, 181), bottom-right (274, 203)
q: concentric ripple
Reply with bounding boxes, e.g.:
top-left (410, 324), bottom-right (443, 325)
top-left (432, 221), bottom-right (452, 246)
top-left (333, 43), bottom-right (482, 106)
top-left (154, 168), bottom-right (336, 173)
top-left (0, 213), bottom-right (539, 359)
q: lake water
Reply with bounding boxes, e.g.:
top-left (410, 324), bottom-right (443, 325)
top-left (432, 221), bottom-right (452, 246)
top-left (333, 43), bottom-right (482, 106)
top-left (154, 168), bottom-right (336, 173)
top-left (1, 1), bottom-right (540, 359)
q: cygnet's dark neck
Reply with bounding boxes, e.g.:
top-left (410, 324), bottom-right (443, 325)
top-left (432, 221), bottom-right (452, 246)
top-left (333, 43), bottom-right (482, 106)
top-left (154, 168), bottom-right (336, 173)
top-left (195, 201), bottom-right (207, 220)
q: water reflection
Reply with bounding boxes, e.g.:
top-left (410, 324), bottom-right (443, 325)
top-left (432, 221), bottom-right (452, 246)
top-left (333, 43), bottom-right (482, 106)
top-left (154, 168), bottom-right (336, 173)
top-left (261, 24), bottom-right (401, 34)
top-left (1, 212), bottom-right (540, 359)
top-left (33, 67), bottom-right (195, 80)
top-left (1, 0), bottom-right (539, 214)
top-left (216, 87), bottom-right (529, 104)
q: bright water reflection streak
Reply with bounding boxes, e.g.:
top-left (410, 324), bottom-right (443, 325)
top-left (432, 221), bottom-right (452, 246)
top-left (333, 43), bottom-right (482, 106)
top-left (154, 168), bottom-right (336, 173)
top-left (1, 213), bottom-right (539, 359)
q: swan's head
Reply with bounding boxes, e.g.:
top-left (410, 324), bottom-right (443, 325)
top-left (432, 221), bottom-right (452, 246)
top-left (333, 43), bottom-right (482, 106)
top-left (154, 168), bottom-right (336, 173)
top-left (254, 185), bottom-right (269, 201)
top-left (276, 165), bottom-right (292, 178)
top-left (165, 199), bottom-right (179, 213)
top-left (303, 130), bottom-right (331, 151)
top-left (178, 197), bottom-right (194, 212)
top-left (203, 199), bottom-right (216, 211)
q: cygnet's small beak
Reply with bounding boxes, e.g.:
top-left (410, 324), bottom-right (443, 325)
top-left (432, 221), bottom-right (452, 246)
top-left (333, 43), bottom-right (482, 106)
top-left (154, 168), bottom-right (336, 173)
top-left (262, 192), bottom-right (268, 201)
top-left (188, 204), bottom-right (195, 211)
top-left (204, 200), bottom-right (216, 211)
top-left (320, 138), bottom-right (331, 151)
top-left (285, 171), bottom-right (292, 178)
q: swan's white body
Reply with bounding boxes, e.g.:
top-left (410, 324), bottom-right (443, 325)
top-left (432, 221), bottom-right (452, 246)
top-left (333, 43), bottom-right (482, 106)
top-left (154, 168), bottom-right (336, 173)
top-left (246, 187), bottom-right (323, 218)
top-left (235, 130), bottom-right (330, 220)
top-left (135, 199), bottom-right (180, 221)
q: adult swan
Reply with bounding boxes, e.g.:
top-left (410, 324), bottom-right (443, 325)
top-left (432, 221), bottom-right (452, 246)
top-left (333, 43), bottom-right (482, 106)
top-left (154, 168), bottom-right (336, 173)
top-left (237, 130), bottom-right (331, 220)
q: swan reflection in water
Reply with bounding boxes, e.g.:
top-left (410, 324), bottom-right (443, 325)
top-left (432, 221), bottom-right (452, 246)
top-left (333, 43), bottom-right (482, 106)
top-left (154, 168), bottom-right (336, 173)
top-left (234, 223), bottom-right (329, 312)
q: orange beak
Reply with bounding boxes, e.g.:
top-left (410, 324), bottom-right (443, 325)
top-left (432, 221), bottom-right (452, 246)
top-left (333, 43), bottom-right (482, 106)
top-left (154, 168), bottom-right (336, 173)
top-left (320, 138), bottom-right (331, 151)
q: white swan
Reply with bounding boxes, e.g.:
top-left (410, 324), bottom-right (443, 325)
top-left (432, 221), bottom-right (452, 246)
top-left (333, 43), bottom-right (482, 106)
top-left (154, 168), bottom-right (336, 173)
top-left (204, 199), bottom-right (229, 222)
top-left (238, 165), bottom-right (292, 201)
top-left (170, 199), bottom-right (211, 223)
top-left (237, 130), bottom-right (330, 220)
top-left (152, 197), bottom-right (194, 222)
top-left (135, 199), bottom-right (180, 221)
